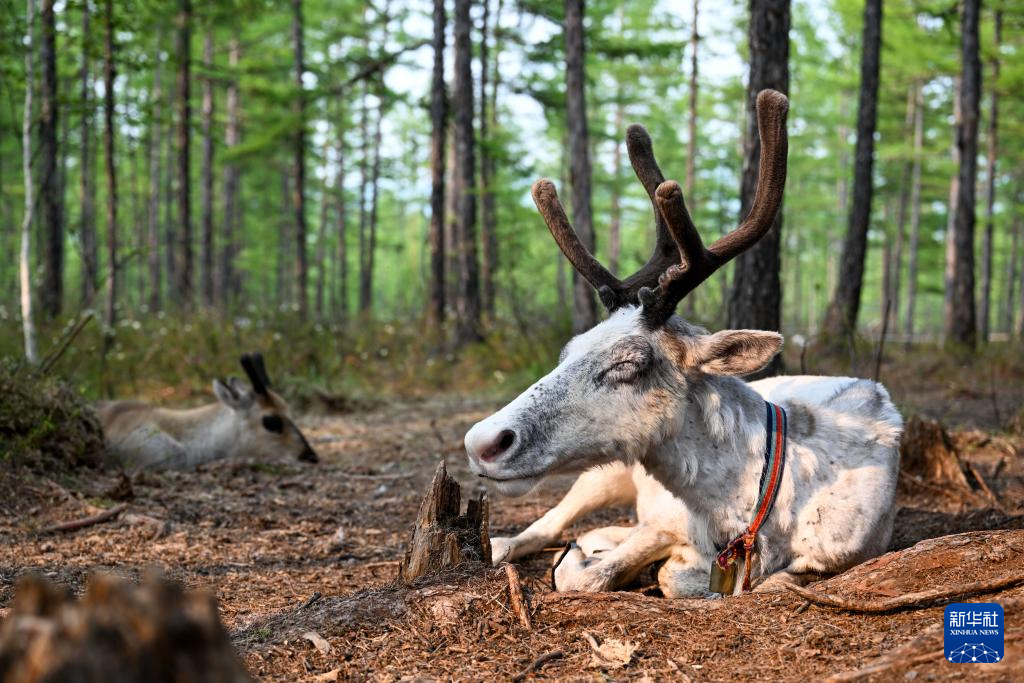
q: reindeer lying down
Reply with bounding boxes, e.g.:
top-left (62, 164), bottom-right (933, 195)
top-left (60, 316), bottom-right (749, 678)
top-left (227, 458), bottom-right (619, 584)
top-left (465, 91), bottom-right (903, 597)
top-left (96, 353), bottom-right (318, 472)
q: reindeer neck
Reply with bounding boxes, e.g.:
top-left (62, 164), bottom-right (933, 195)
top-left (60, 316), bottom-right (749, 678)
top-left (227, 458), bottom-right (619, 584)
top-left (642, 374), bottom-right (769, 536)
top-left (153, 403), bottom-right (240, 458)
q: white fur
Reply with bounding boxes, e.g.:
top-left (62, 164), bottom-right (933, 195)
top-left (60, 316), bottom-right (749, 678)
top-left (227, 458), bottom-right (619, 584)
top-left (467, 307), bottom-right (902, 596)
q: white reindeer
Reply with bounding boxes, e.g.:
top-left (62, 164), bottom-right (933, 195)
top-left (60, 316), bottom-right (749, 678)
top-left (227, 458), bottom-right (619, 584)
top-left (465, 91), bottom-right (902, 596)
top-left (97, 353), bottom-right (318, 472)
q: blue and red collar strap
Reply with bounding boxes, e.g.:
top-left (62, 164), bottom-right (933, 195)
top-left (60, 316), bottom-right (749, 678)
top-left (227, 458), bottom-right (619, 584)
top-left (715, 400), bottom-right (788, 591)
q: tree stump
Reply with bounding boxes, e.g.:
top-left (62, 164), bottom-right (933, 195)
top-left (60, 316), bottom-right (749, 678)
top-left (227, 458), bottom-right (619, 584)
top-left (899, 415), bottom-right (1000, 505)
top-left (0, 573), bottom-right (253, 683)
top-left (399, 462), bottom-right (491, 582)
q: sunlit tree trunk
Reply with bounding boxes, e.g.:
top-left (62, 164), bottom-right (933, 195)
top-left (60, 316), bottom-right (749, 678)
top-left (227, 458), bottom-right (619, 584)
top-left (20, 0), bottom-right (39, 364)
top-left (292, 0), bottom-right (308, 318)
top-left (146, 39), bottom-right (164, 312)
top-left (200, 28), bottom-right (215, 308)
top-left (904, 81), bottom-right (924, 339)
top-left (729, 0), bottom-right (789, 376)
top-left (565, 0), bottom-right (596, 333)
top-left (103, 0), bottom-right (117, 329)
top-left (479, 0), bottom-right (498, 320)
top-left (686, 0), bottom-right (699, 204)
top-left (889, 83), bottom-right (917, 332)
top-left (823, 0), bottom-right (880, 340)
top-left (80, 1), bottom-right (98, 307)
top-left (428, 0), bottom-right (447, 325)
top-left (946, 0), bottom-right (981, 348)
top-left (334, 123), bottom-right (348, 319)
top-left (221, 35), bottom-right (241, 310)
top-left (608, 101), bottom-right (623, 276)
top-left (454, 0), bottom-right (481, 344)
top-left (163, 113), bottom-right (177, 297)
top-left (315, 136), bottom-right (330, 317)
top-left (357, 73), bottom-right (370, 313)
top-left (175, 0), bottom-right (193, 307)
top-left (1004, 210), bottom-right (1020, 336)
top-left (40, 0), bottom-right (63, 318)
top-left (979, 9), bottom-right (1001, 344)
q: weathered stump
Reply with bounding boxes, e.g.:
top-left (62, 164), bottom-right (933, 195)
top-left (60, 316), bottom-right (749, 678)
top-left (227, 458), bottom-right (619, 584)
top-left (0, 574), bottom-right (254, 683)
top-left (899, 415), bottom-right (1000, 505)
top-left (399, 462), bottom-right (491, 582)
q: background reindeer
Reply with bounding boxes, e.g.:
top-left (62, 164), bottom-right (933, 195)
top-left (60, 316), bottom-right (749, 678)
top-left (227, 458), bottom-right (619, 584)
top-left (97, 352), bottom-right (318, 472)
top-left (466, 91), bottom-right (903, 596)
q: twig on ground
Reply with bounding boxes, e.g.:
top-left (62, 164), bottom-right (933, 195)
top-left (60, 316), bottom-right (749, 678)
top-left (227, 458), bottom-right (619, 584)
top-left (343, 471), bottom-right (414, 481)
top-left (40, 502), bottom-right (128, 534)
top-left (511, 650), bottom-right (563, 683)
top-left (872, 297), bottom-right (891, 383)
top-left (785, 572), bottom-right (1024, 613)
top-left (300, 591), bottom-right (323, 610)
top-left (505, 564), bottom-right (532, 630)
top-left (793, 600), bottom-right (810, 615)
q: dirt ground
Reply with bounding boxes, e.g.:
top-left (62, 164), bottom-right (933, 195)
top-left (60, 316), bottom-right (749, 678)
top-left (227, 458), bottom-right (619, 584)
top-left (2, 392), bottom-right (1023, 682)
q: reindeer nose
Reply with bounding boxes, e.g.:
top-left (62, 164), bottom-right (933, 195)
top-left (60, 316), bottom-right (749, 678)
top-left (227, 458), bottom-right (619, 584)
top-left (478, 429), bottom-right (517, 463)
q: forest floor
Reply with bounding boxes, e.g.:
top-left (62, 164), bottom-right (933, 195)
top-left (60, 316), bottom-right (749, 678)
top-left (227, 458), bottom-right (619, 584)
top-left (2, 351), bottom-right (1024, 682)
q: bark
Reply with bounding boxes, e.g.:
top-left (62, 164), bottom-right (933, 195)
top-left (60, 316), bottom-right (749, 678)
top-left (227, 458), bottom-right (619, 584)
top-left (364, 98), bottom-right (383, 314)
top-left (199, 29), bottom-right (215, 307)
top-left (564, 0), bottom-right (596, 333)
top-left (335, 128), bottom-right (348, 318)
top-left (427, 0), bottom-right (447, 325)
top-left (479, 0), bottom-right (498, 320)
top-left (132, 137), bottom-right (145, 309)
top-left (904, 82), bottom-right (924, 338)
top-left (728, 0), bottom-right (790, 373)
top-left (103, 0), bottom-right (117, 328)
top-left (444, 123), bottom-right (459, 314)
top-left (822, 0), bottom-right (881, 340)
top-left (686, 0), bottom-right (699, 203)
top-left (21, 0), bottom-right (39, 364)
top-left (979, 9), bottom-right (1001, 343)
top-left (889, 84), bottom-right (917, 331)
top-left (292, 0), bottom-right (308, 318)
top-left (80, 2), bottom-right (98, 306)
top-left (39, 0), bottom-right (62, 318)
top-left (1005, 213), bottom-right (1020, 335)
top-left (175, 0), bottom-right (192, 307)
top-left (163, 112), bottom-right (177, 297)
top-left (220, 35), bottom-right (241, 309)
top-left (357, 75), bottom-right (370, 313)
top-left (314, 136), bottom-right (330, 317)
top-left (946, 0), bottom-right (981, 348)
top-left (146, 40), bottom-right (164, 311)
top-left (943, 77), bottom-right (961, 333)
top-left (608, 102), bottom-right (623, 276)
top-left (454, 0), bottom-right (481, 344)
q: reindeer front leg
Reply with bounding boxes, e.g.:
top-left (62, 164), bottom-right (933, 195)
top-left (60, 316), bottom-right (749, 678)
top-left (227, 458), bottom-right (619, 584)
top-left (491, 463), bottom-right (636, 564)
top-left (553, 523), bottom-right (676, 592)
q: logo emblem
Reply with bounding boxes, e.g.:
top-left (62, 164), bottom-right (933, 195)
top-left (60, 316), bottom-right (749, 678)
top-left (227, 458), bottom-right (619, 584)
top-left (944, 603), bottom-right (1003, 663)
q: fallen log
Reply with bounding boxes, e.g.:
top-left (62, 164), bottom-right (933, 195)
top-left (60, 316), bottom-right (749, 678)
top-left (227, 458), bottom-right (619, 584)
top-left (40, 502), bottom-right (128, 534)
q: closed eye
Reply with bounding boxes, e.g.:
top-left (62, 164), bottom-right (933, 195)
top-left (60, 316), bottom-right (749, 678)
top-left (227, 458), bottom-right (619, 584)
top-left (262, 415), bottom-right (285, 433)
top-left (598, 360), bottom-right (644, 384)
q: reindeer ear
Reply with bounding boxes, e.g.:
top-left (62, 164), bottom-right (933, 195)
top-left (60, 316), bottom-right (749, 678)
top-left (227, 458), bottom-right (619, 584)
top-left (213, 379), bottom-right (242, 409)
top-left (689, 330), bottom-right (783, 376)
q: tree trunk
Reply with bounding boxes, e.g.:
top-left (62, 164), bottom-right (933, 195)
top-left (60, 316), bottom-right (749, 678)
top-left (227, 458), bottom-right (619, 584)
top-left (175, 0), bottom-right (192, 307)
top-left (277, 170), bottom-right (292, 306)
top-left (608, 101), bottom-right (623, 276)
top-left (20, 0), bottom-right (39, 364)
top-left (889, 84), bottom-right (917, 332)
top-left (1005, 213), bottom-right (1020, 336)
top-left (292, 0), bottom-right (308, 318)
top-left (686, 0), bottom-right (699, 203)
top-left (315, 136), bottom-right (330, 317)
top-left (146, 39), bottom-right (164, 312)
top-left (357, 77), bottom-right (370, 314)
top-left (220, 35), bottom-right (241, 310)
top-left (565, 0), bottom-right (596, 333)
top-left (728, 0), bottom-right (789, 375)
top-left (979, 9), bottom-right (1001, 344)
top-left (946, 0), bottom-right (981, 348)
top-left (822, 0), bottom-right (881, 340)
top-left (103, 0), bottom-right (117, 329)
top-left (199, 29), bottom-right (215, 308)
top-left (335, 128), bottom-right (348, 319)
top-left (444, 123), bottom-right (459, 315)
top-left (904, 81), bottom-right (924, 339)
top-left (454, 0), bottom-right (481, 344)
top-left (79, 1), bottom-right (98, 307)
top-left (427, 0), bottom-right (447, 326)
top-left (163, 113), bottom-right (177, 297)
top-left (366, 103), bottom-right (383, 314)
top-left (39, 0), bottom-right (62, 318)
top-left (479, 0), bottom-right (498, 321)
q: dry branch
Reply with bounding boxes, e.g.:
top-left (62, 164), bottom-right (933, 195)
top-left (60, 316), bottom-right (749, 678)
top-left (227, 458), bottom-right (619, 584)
top-left (505, 564), bottom-right (532, 630)
top-left (785, 572), bottom-right (1024, 613)
top-left (511, 651), bottom-right (563, 683)
top-left (40, 502), bottom-right (127, 534)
